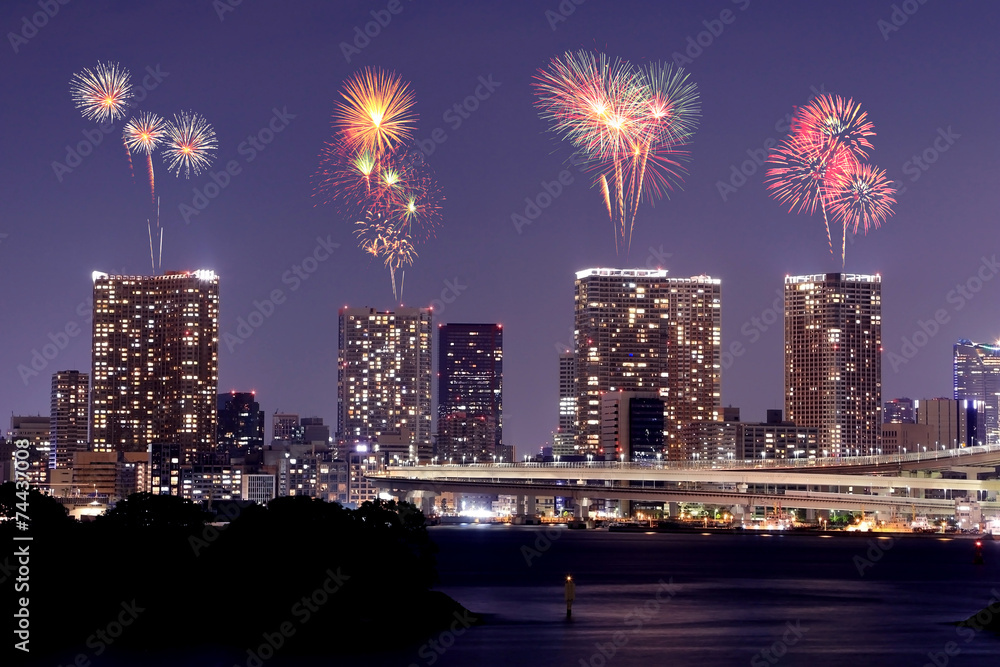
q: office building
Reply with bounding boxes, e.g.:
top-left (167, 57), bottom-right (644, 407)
top-left (954, 340), bottom-right (1000, 445)
top-left (883, 397), bottom-right (915, 424)
top-left (50, 370), bottom-right (89, 470)
top-left (300, 417), bottom-right (330, 446)
top-left (8, 416), bottom-right (51, 486)
top-left (90, 271), bottom-right (219, 459)
top-left (436, 323), bottom-right (503, 460)
top-left (217, 391), bottom-right (265, 456)
top-left (915, 398), bottom-right (982, 450)
top-left (338, 307), bottom-right (432, 462)
top-left (784, 273), bottom-right (882, 456)
top-left (736, 411), bottom-right (819, 460)
top-left (574, 268), bottom-right (721, 459)
top-left (554, 351), bottom-right (577, 457)
top-left (600, 391), bottom-right (665, 461)
top-left (272, 412), bottom-right (300, 443)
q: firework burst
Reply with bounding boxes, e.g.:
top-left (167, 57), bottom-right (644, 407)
top-left (830, 162), bottom-right (896, 235)
top-left (316, 69), bottom-right (441, 300)
top-left (124, 111), bottom-right (168, 203)
top-left (70, 61), bottom-right (134, 123)
top-left (335, 68), bottom-right (416, 155)
top-left (533, 50), bottom-right (700, 255)
top-left (765, 93), bottom-right (893, 266)
top-left (162, 111), bottom-right (218, 179)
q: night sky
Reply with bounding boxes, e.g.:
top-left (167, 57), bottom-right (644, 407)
top-left (3, 1), bottom-right (999, 452)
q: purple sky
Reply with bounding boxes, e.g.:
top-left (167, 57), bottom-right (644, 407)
top-left (3, 1), bottom-right (1000, 453)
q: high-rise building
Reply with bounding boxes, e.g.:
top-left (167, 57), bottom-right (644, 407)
top-left (8, 416), bottom-right (51, 486)
top-left (217, 391), bottom-right (265, 456)
top-left (50, 370), bottom-right (89, 470)
top-left (784, 273), bottom-right (882, 456)
top-left (915, 397), bottom-right (982, 450)
top-left (554, 351), bottom-right (577, 457)
top-left (436, 323), bottom-right (503, 461)
top-left (574, 268), bottom-right (721, 459)
top-left (883, 397), bottom-right (915, 424)
top-left (300, 417), bottom-right (330, 445)
top-left (90, 271), bottom-right (219, 460)
top-left (600, 391), bottom-right (665, 461)
top-left (272, 412), bottom-right (300, 443)
top-left (338, 307), bottom-right (433, 462)
top-left (954, 340), bottom-right (1000, 445)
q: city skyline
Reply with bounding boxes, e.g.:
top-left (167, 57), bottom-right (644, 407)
top-left (3, 2), bottom-right (1000, 453)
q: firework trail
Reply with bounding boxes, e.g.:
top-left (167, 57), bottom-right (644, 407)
top-left (765, 94), bottom-right (894, 266)
top-left (533, 50), bottom-right (700, 255)
top-left (70, 61), bottom-right (133, 123)
top-left (163, 110), bottom-right (218, 179)
top-left (124, 111), bottom-right (167, 202)
top-left (316, 68), bottom-right (441, 300)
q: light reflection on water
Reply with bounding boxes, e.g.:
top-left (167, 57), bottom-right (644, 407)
top-left (95, 527), bottom-right (1000, 667)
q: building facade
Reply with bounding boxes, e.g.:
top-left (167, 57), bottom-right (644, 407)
top-left (436, 323), bottom-right (503, 461)
top-left (50, 370), bottom-right (90, 471)
top-left (784, 273), bottom-right (882, 456)
top-left (554, 351), bottom-right (577, 457)
top-left (217, 391), bottom-right (264, 456)
top-left (90, 271), bottom-right (219, 459)
top-left (574, 268), bottom-right (721, 459)
top-left (338, 307), bottom-right (432, 462)
top-left (883, 397), bottom-right (915, 424)
top-left (954, 340), bottom-right (1000, 445)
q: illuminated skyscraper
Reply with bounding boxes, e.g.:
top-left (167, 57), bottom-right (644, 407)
top-left (954, 340), bottom-right (1000, 445)
top-left (89, 271), bottom-right (219, 460)
top-left (553, 351), bottom-right (577, 457)
top-left (217, 391), bottom-right (264, 456)
top-left (573, 268), bottom-right (722, 459)
top-left (784, 273), bottom-right (881, 456)
top-left (338, 307), bottom-right (432, 463)
top-left (50, 370), bottom-right (89, 470)
top-left (436, 323), bottom-right (503, 461)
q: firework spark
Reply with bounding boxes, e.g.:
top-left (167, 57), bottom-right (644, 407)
top-left (765, 93), bottom-right (893, 265)
top-left (830, 162), bottom-right (896, 235)
top-left (70, 61), bottom-right (134, 123)
top-left (162, 111), bottom-right (218, 179)
top-left (533, 50), bottom-right (700, 255)
top-left (335, 68), bottom-right (416, 155)
top-left (123, 111), bottom-right (167, 154)
top-left (316, 69), bottom-right (441, 300)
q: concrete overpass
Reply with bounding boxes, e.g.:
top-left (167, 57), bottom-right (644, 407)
top-left (368, 445), bottom-right (1000, 517)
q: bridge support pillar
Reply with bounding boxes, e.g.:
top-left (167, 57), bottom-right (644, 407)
top-left (668, 502), bottom-right (679, 519)
top-left (420, 492), bottom-right (435, 516)
top-left (524, 494), bottom-right (536, 515)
